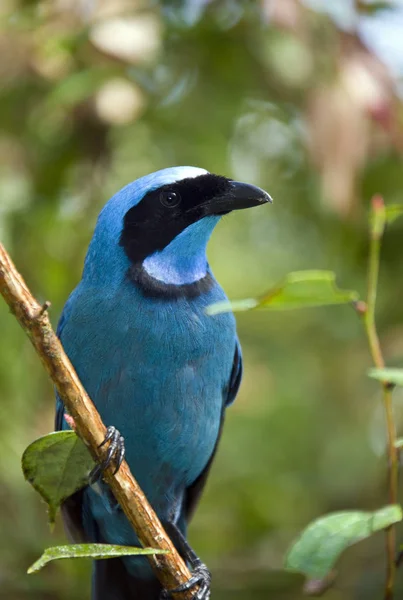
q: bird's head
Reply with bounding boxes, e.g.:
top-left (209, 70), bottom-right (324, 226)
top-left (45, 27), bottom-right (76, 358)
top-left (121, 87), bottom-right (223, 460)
top-left (84, 166), bottom-right (271, 296)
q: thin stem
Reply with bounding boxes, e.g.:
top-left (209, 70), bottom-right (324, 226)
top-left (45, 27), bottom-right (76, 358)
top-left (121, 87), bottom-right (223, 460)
top-left (381, 382), bottom-right (398, 600)
top-left (359, 196), bottom-right (398, 600)
top-left (365, 228), bottom-right (385, 370)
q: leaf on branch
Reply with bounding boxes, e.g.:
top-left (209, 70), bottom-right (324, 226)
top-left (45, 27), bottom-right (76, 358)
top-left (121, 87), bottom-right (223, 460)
top-left (385, 204), bottom-right (403, 225)
top-left (22, 431), bottom-right (95, 524)
top-left (369, 368), bottom-right (403, 386)
top-left (284, 505), bottom-right (402, 580)
top-left (206, 270), bottom-right (358, 315)
top-left (28, 543), bottom-right (168, 574)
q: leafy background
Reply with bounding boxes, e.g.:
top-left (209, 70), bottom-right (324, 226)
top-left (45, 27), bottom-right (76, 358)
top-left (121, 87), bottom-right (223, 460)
top-left (1, 0), bottom-right (403, 598)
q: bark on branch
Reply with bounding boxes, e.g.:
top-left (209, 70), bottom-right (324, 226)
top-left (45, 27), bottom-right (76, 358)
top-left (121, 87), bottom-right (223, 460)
top-left (0, 242), bottom-right (194, 598)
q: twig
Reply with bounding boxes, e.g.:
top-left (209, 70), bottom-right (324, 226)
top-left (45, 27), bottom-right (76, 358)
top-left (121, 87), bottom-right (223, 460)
top-left (356, 196), bottom-right (398, 600)
top-left (0, 242), bottom-right (195, 598)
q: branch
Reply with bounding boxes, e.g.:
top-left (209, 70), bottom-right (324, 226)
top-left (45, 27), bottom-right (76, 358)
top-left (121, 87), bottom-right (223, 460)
top-left (355, 196), bottom-right (398, 600)
top-left (0, 242), bottom-right (194, 598)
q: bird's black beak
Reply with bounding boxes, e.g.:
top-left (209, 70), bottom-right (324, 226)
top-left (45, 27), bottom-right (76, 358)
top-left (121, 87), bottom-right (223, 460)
top-left (206, 180), bottom-right (273, 215)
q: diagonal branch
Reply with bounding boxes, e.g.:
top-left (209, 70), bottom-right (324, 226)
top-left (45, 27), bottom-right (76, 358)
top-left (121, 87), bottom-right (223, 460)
top-left (0, 242), bottom-right (194, 598)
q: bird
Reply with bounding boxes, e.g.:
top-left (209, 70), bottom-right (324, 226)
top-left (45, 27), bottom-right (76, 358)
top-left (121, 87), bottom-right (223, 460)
top-left (55, 166), bottom-right (271, 600)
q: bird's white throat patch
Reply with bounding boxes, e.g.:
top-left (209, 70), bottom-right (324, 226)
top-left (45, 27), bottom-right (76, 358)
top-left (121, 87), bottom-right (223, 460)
top-left (142, 216), bottom-right (220, 286)
top-left (143, 252), bottom-right (207, 285)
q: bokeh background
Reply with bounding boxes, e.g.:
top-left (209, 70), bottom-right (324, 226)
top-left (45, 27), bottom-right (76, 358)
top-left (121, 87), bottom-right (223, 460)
top-left (2, 1), bottom-right (403, 598)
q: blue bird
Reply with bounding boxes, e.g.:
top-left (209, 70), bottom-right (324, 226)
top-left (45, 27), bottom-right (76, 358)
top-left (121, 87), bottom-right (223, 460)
top-left (55, 166), bottom-right (271, 600)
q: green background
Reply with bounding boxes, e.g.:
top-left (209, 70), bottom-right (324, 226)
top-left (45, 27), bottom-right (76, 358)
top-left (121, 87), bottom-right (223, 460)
top-left (1, 1), bottom-right (403, 598)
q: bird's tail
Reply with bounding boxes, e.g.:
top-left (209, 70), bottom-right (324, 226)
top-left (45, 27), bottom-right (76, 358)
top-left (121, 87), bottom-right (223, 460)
top-left (92, 556), bottom-right (162, 600)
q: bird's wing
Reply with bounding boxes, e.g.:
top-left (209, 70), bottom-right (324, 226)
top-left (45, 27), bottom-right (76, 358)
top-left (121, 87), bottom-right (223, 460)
top-left (225, 337), bottom-right (243, 407)
top-left (183, 338), bottom-right (243, 521)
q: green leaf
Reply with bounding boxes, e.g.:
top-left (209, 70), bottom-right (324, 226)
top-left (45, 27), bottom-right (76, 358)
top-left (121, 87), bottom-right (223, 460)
top-left (285, 505), bottom-right (402, 580)
top-left (28, 543), bottom-right (168, 573)
top-left (369, 368), bottom-right (403, 386)
top-left (206, 271), bottom-right (358, 315)
top-left (22, 431), bottom-right (95, 524)
top-left (385, 204), bottom-right (403, 225)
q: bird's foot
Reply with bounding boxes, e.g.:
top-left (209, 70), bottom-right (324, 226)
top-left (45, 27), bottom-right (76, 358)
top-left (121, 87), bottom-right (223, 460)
top-left (89, 426), bottom-right (125, 483)
top-left (160, 560), bottom-right (211, 600)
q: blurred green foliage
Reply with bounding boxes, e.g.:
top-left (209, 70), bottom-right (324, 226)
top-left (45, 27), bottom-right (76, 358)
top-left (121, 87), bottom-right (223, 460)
top-left (2, 1), bottom-right (403, 598)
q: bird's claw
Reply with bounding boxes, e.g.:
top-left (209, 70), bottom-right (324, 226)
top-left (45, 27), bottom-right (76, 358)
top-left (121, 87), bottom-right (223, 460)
top-left (160, 561), bottom-right (211, 600)
top-left (89, 426), bottom-right (125, 483)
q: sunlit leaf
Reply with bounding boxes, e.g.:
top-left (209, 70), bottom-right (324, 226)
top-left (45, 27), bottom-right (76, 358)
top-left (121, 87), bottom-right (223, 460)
top-left (285, 505), bottom-right (402, 580)
top-left (369, 368), bottom-right (403, 386)
top-left (22, 431), bottom-right (94, 524)
top-left (206, 271), bottom-right (358, 315)
top-left (28, 543), bottom-right (167, 573)
top-left (257, 271), bottom-right (358, 309)
top-left (385, 204), bottom-right (403, 225)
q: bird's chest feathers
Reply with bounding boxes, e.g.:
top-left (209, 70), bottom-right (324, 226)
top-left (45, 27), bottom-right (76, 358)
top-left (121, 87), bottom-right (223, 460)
top-left (117, 297), bottom-right (233, 406)
top-left (72, 288), bottom-right (235, 488)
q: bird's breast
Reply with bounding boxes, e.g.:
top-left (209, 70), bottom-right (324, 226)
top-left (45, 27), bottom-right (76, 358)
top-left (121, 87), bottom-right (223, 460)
top-left (62, 282), bottom-right (236, 510)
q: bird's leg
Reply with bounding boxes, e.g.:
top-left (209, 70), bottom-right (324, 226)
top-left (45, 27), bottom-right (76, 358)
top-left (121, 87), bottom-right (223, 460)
top-left (89, 426), bottom-right (125, 483)
top-left (160, 522), bottom-right (211, 600)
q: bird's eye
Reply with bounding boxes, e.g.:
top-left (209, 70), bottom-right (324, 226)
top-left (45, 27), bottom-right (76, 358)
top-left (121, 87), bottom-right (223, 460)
top-left (160, 190), bottom-right (181, 208)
